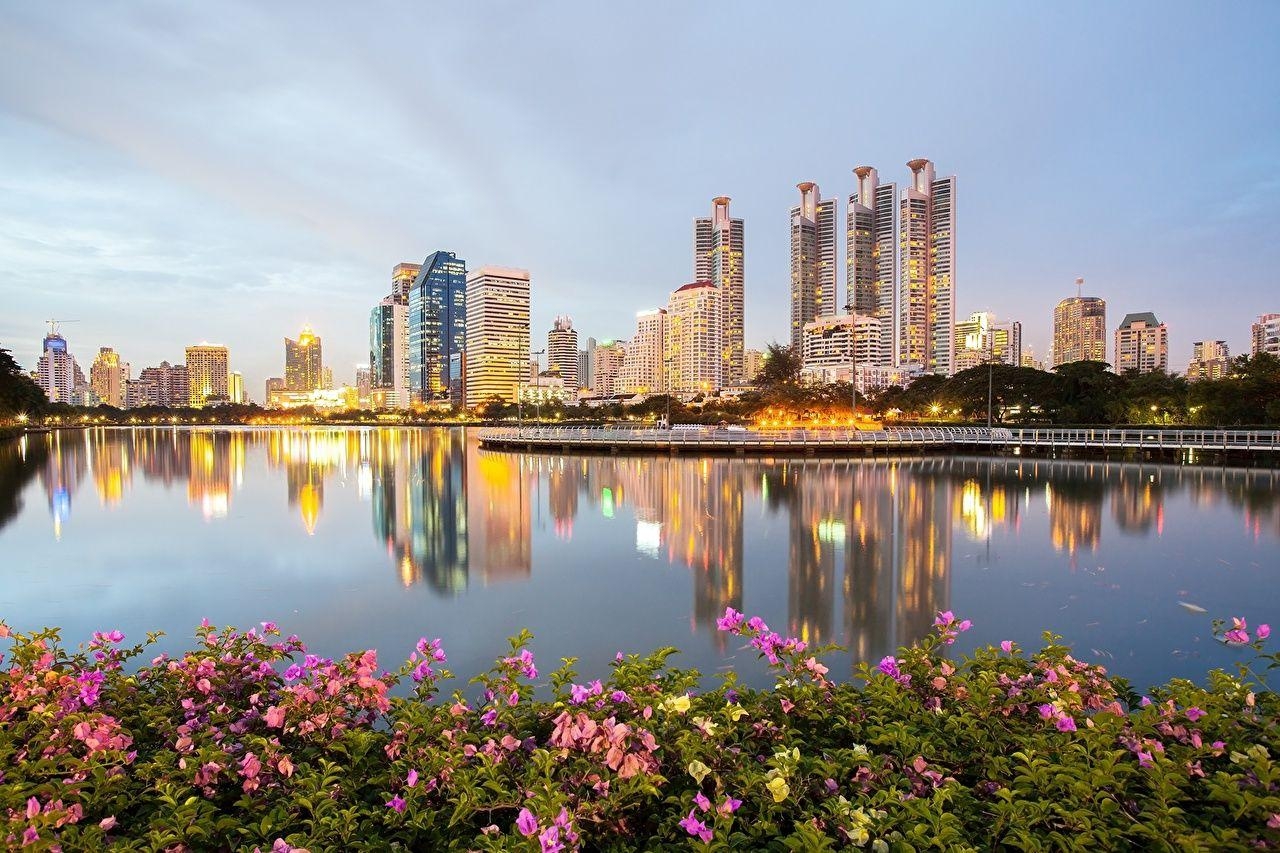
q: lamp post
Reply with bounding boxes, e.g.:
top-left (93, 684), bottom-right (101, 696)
top-left (987, 358), bottom-right (994, 429)
top-left (531, 348), bottom-right (546, 426)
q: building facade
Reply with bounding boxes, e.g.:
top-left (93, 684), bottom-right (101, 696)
top-left (666, 281), bottom-right (722, 394)
top-left (89, 347), bottom-right (128, 407)
top-left (464, 267), bottom-right (531, 406)
top-left (135, 361), bottom-right (188, 407)
top-left (847, 166), bottom-right (898, 365)
top-left (408, 251), bottom-right (467, 404)
top-left (1252, 313), bottom-right (1280, 358)
top-left (284, 326), bottom-right (323, 392)
top-left (228, 371), bottom-right (245, 404)
top-left (618, 308), bottom-right (667, 394)
top-left (789, 182), bottom-right (838, 350)
top-left (952, 313), bottom-right (1022, 372)
top-left (547, 316), bottom-right (579, 391)
top-left (185, 345), bottom-right (229, 407)
top-left (1188, 340), bottom-right (1231, 381)
top-left (695, 196), bottom-right (745, 384)
top-left (591, 340), bottom-right (627, 397)
top-left (743, 348), bottom-right (765, 383)
top-left (36, 332), bottom-right (83, 404)
top-left (1114, 312), bottom-right (1168, 374)
top-left (1053, 294), bottom-right (1108, 366)
top-left (898, 159), bottom-right (956, 375)
top-left (369, 297), bottom-right (409, 409)
top-left (800, 314), bottom-right (882, 381)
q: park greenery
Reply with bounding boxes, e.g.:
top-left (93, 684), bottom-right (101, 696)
top-left (2, 611), bottom-right (1278, 850)
top-left (3, 341), bottom-right (1280, 428)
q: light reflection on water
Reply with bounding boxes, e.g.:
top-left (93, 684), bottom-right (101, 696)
top-left (0, 426), bottom-right (1276, 691)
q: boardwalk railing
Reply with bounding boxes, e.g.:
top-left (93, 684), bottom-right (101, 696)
top-left (477, 426), bottom-right (1280, 453)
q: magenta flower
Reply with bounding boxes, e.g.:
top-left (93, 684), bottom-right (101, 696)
top-left (1224, 617), bottom-right (1250, 645)
top-left (1258, 624), bottom-right (1271, 640)
top-left (516, 808), bottom-right (538, 837)
top-left (1000, 640), bottom-right (1014, 654)
top-left (694, 792), bottom-right (710, 812)
top-left (679, 809), bottom-right (713, 842)
top-left (386, 794), bottom-right (406, 813)
top-left (99, 816), bottom-right (117, 831)
top-left (716, 607), bottom-right (744, 632)
top-left (538, 825), bottom-right (564, 853)
top-left (406, 769), bottom-right (419, 788)
top-left (570, 683), bottom-right (589, 704)
top-left (1185, 707), bottom-right (1206, 722)
top-left (1055, 715), bottom-right (1077, 732)
top-left (23, 827), bottom-right (38, 845)
top-left (1038, 704), bottom-right (1054, 719)
top-left (719, 796), bottom-right (742, 815)
top-left (878, 656), bottom-right (910, 686)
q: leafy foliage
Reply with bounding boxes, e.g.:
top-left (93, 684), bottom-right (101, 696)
top-left (2, 611), bottom-right (1278, 851)
top-left (0, 346), bottom-right (47, 419)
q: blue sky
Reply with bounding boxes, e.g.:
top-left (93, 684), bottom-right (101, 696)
top-left (2, 2), bottom-right (1278, 396)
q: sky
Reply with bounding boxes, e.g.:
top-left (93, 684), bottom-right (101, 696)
top-left (2, 2), bottom-right (1278, 398)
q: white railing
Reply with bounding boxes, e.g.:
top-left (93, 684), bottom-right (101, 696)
top-left (476, 426), bottom-right (1280, 452)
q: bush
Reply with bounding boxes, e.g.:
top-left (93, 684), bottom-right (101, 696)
top-left (1, 612), bottom-right (1278, 850)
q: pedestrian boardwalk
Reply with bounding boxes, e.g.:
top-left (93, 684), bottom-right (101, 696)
top-left (477, 425), bottom-right (1280, 455)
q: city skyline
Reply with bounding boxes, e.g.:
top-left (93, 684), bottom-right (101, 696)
top-left (2, 4), bottom-right (1279, 394)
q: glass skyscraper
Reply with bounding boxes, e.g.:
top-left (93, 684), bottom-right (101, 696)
top-left (408, 251), bottom-right (467, 404)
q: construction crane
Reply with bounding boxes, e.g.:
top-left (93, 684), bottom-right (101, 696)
top-left (44, 319), bottom-right (81, 336)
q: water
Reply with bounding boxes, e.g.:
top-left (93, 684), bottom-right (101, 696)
top-left (1, 426), bottom-right (1276, 692)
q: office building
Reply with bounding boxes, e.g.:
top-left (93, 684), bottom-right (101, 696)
top-left (695, 196), bottom-right (745, 384)
top-left (133, 361), bottom-right (188, 407)
top-left (953, 313), bottom-right (1022, 372)
top-left (800, 314), bottom-right (882, 383)
top-left (36, 331), bottom-right (83, 404)
top-left (790, 182), bottom-right (838, 349)
top-left (743, 348), bottom-right (765, 383)
top-left (185, 345), bottom-right (229, 407)
top-left (898, 159), bottom-right (956, 374)
top-left (847, 166), bottom-right (898, 365)
top-left (618, 308), bottom-right (667, 394)
top-left (89, 347), bottom-right (128, 407)
top-left (265, 377), bottom-right (286, 407)
top-left (1188, 341), bottom-right (1230, 382)
top-left (464, 266), bottom-right (531, 405)
top-left (391, 262), bottom-right (420, 301)
top-left (355, 365), bottom-right (372, 407)
top-left (547, 316), bottom-right (579, 391)
top-left (666, 281), bottom-right (722, 394)
top-left (370, 296), bottom-right (409, 410)
top-left (592, 340), bottom-right (627, 396)
top-left (284, 326), bottom-right (323, 392)
top-left (1252, 313), bottom-right (1280, 358)
top-left (408, 251), bottom-right (467, 404)
top-left (1053, 287), bottom-right (1107, 366)
top-left (227, 371), bottom-right (244, 404)
top-left (1114, 312), bottom-right (1168, 374)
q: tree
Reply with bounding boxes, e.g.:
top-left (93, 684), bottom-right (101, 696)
top-left (754, 342), bottom-right (801, 390)
top-left (0, 345), bottom-right (48, 419)
top-left (1052, 361), bottom-right (1126, 424)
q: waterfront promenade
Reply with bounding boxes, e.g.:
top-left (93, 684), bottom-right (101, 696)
top-left (478, 425), bottom-right (1280, 457)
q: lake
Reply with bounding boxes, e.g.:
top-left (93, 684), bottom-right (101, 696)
top-left (1, 426), bottom-right (1276, 692)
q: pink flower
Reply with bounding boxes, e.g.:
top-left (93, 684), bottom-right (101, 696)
top-left (23, 827), bottom-right (38, 845)
top-left (26, 797), bottom-right (41, 819)
top-left (516, 808), bottom-right (538, 837)
top-left (694, 792), bottom-right (711, 812)
top-left (679, 810), bottom-right (713, 842)
top-left (1037, 704), bottom-right (1054, 719)
top-left (1224, 616), bottom-right (1250, 645)
top-left (1185, 707), bottom-right (1206, 722)
top-left (1000, 640), bottom-right (1013, 653)
top-left (780, 698), bottom-right (795, 714)
top-left (507, 690), bottom-right (520, 707)
top-left (1056, 715), bottom-right (1077, 732)
top-left (406, 769), bottom-right (419, 788)
top-left (538, 825), bottom-right (563, 853)
top-left (1258, 624), bottom-right (1271, 640)
top-left (386, 795), bottom-right (406, 813)
top-left (264, 706), bottom-right (286, 727)
top-left (99, 816), bottom-right (117, 831)
top-left (716, 607), bottom-right (744, 632)
top-left (1267, 813), bottom-right (1280, 829)
top-left (719, 796), bottom-right (742, 815)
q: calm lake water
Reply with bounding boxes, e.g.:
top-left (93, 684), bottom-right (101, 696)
top-left (1, 426), bottom-right (1277, 691)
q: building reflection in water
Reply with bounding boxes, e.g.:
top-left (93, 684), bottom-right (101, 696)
top-left (19, 428), bottom-right (1280, 669)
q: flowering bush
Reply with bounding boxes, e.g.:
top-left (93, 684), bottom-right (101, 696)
top-left (1, 611), bottom-right (1278, 850)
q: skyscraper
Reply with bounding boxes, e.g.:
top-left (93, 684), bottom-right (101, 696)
top-left (547, 316), bottom-right (579, 390)
top-left (137, 361), bottom-right (188, 407)
top-left (618, 308), bottom-right (667, 394)
top-left (36, 330), bottom-right (82, 404)
top-left (799, 314), bottom-right (882, 384)
top-left (1053, 287), bottom-right (1107, 367)
top-left (1114, 312), bottom-right (1169, 374)
top-left (185, 345), bottom-right (229, 407)
top-left (464, 266), bottom-right (531, 406)
top-left (847, 167), bottom-right (897, 365)
top-left (1251, 313), bottom-right (1280, 358)
top-left (579, 337), bottom-right (597, 392)
top-left (89, 347), bottom-right (127, 407)
top-left (952, 313), bottom-right (1022, 372)
top-left (666, 281), bottom-right (722, 394)
top-left (790, 182), bottom-right (837, 350)
top-left (592, 340), bottom-right (627, 396)
top-left (408, 251), bottom-right (467, 405)
top-left (695, 197), bottom-right (745, 384)
top-left (898, 159), bottom-right (956, 375)
top-left (1188, 341), bottom-right (1230, 381)
top-left (228, 371), bottom-right (245, 404)
top-left (284, 325), bottom-right (323, 391)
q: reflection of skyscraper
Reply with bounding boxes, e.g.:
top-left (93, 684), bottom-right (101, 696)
top-left (894, 467), bottom-right (952, 647)
top-left (547, 459), bottom-right (580, 540)
top-left (1047, 472), bottom-right (1104, 555)
top-left (39, 431), bottom-right (86, 538)
top-left (788, 462), bottom-right (840, 646)
top-left (187, 431), bottom-right (240, 519)
top-left (1111, 467), bottom-right (1162, 534)
top-left (468, 448), bottom-right (531, 582)
top-left (91, 430), bottom-right (131, 506)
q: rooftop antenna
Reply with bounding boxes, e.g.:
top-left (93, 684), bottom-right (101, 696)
top-left (1075, 277), bottom-right (1084, 298)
